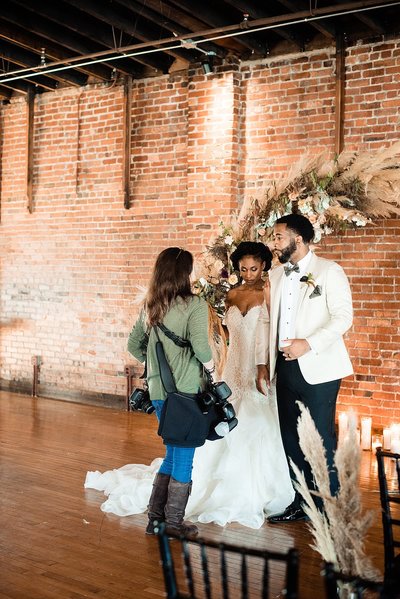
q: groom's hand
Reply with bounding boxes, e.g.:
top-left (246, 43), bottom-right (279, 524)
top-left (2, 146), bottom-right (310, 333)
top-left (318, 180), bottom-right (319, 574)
top-left (256, 364), bottom-right (270, 396)
top-left (281, 338), bottom-right (311, 360)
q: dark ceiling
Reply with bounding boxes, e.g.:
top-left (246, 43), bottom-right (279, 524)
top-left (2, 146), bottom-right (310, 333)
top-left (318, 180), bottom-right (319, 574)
top-left (0, 0), bottom-right (400, 99)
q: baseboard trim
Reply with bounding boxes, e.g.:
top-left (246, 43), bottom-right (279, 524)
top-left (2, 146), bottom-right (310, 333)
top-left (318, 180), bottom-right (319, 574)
top-left (0, 379), bottom-right (126, 409)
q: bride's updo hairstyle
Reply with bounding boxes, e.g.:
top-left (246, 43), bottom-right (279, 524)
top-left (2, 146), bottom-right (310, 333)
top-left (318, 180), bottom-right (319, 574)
top-left (230, 241), bottom-right (273, 272)
top-left (145, 247), bottom-right (194, 326)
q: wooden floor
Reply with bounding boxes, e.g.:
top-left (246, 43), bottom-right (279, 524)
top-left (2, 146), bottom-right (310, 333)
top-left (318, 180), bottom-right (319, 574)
top-left (0, 390), bottom-right (388, 599)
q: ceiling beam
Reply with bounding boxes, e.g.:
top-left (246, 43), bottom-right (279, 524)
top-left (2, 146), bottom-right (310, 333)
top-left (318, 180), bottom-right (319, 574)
top-left (166, 0), bottom-right (267, 54)
top-left (0, 39), bottom-right (86, 87)
top-left (355, 13), bottom-right (385, 34)
top-left (0, 18), bottom-right (111, 82)
top-left (223, 0), bottom-right (305, 48)
top-left (330, 0), bottom-right (386, 35)
top-left (62, 0), bottom-right (192, 67)
top-left (275, 0), bottom-right (336, 39)
top-left (129, 0), bottom-right (242, 53)
top-left (2, 0), bottom-right (399, 86)
top-left (5, 0), bottom-right (143, 77)
top-left (0, 79), bottom-right (42, 95)
top-left (113, 0), bottom-right (226, 58)
top-left (0, 58), bottom-right (60, 91)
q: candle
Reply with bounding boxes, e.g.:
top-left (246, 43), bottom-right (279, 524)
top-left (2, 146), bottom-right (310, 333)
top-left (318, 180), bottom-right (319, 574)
top-left (391, 438), bottom-right (400, 454)
top-left (372, 435), bottom-right (383, 451)
top-left (383, 428), bottom-right (391, 450)
top-left (391, 423), bottom-right (400, 440)
top-left (338, 412), bottom-right (348, 445)
top-left (361, 417), bottom-right (372, 450)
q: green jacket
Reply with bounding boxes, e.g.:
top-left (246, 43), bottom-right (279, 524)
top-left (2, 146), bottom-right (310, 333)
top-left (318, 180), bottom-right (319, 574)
top-left (127, 295), bottom-right (212, 401)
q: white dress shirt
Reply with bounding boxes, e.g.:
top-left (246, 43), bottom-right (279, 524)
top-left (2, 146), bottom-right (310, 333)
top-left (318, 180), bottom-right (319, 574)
top-left (278, 251), bottom-right (312, 349)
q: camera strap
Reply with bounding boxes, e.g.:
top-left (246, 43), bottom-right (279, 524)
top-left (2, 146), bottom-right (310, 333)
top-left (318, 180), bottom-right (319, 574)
top-left (154, 324), bottom-right (205, 395)
top-left (154, 327), bottom-right (178, 394)
top-left (157, 323), bottom-right (191, 348)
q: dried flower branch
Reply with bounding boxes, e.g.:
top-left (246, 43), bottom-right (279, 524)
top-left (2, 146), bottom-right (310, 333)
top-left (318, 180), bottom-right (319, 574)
top-left (194, 143), bottom-right (400, 314)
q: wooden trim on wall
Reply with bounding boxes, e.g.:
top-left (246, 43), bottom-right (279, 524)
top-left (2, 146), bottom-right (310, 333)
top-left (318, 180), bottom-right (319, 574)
top-left (123, 76), bottom-right (132, 210)
top-left (334, 33), bottom-right (345, 156)
top-left (26, 87), bottom-right (35, 213)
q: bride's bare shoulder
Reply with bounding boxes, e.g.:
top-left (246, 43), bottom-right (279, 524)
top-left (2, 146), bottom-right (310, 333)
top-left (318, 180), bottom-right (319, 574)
top-left (225, 287), bottom-right (240, 306)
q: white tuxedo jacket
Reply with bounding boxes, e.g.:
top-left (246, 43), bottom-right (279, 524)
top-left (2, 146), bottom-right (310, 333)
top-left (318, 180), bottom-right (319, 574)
top-left (256, 253), bottom-right (353, 385)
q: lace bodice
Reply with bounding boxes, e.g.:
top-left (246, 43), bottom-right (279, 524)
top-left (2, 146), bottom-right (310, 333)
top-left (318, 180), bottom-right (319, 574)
top-left (223, 304), bottom-right (266, 403)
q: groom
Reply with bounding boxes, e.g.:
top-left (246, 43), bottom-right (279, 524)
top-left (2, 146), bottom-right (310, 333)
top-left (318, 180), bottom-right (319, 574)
top-left (256, 214), bottom-right (353, 522)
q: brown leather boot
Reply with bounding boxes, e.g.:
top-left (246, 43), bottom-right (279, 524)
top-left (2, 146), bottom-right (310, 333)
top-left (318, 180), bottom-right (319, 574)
top-left (164, 477), bottom-right (198, 537)
top-left (145, 472), bottom-right (170, 535)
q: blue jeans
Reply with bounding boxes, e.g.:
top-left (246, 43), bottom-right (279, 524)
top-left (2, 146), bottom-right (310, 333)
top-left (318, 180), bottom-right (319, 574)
top-left (152, 400), bottom-right (196, 484)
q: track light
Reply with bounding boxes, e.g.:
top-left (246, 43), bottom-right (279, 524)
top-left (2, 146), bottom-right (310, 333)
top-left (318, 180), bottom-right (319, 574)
top-left (201, 51), bottom-right (216, 75)
top-left (201, 56), bottom-right (213, 74)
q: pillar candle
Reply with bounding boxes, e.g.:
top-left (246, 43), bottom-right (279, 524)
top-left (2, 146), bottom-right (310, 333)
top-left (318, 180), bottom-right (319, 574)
top-left (391, 437), bottom-right (400, 454)
top-left (391, 423), bottom-right (400, 441)
top-left (361, 417), bottom-right (372, 450)
top-left (383, 428), bottom-right (391, 451)
top-left (372, 435), bottom-right (383, 451)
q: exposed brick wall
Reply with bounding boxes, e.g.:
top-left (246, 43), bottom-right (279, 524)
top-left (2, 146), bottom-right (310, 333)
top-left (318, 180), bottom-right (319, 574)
top-left (0, 37), bottom-right (399, 428)
top-left (241, 49), bottom-right (336, 187)
top-left (344, 42), bottom-right (400, 148)
top-left (318, 220), bottom-right (400, 427)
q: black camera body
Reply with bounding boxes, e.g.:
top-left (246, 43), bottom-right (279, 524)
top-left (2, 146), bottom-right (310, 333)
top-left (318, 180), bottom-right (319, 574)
top-left (198, 381), bottom-right (232, 412)
top-left (197, 380), bottom-right (238, 439)
top-left (198, 380), bottom-right (236, 421)
top-left (128, 387), bottom-right (154, 414)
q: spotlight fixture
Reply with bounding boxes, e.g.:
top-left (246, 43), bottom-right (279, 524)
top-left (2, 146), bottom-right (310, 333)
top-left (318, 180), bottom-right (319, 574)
top-left (201, 55), bottom-right (214, 75)
top-left (201, 51), bottom-right (216, 75)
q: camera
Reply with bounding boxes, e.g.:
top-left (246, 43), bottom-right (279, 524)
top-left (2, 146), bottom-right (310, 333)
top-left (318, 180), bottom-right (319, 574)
top-left (198, 381), bottom-right (232, 413)
top-left (198, 380), bottom-right (238, 440)
top-left (128, 387), bottom-right (155, 414)
top-left (198, 381), bottom-right (237, 428)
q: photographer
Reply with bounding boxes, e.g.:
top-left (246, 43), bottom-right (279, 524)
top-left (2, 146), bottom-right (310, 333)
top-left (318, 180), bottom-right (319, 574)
top-left (127, 247), bottom-right (216, 537)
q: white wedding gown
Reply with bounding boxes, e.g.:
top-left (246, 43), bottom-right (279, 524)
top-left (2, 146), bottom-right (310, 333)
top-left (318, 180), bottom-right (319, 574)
top-left (85, 305), bottom-right (294, 529)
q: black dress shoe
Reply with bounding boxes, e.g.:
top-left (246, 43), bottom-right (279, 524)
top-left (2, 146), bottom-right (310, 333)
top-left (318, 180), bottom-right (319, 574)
top-left (267, 503), bottom-right (309, 523)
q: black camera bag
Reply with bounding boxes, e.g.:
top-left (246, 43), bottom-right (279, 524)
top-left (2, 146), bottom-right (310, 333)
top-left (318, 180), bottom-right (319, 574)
top-left (154, 326), bottom-right (232, 447)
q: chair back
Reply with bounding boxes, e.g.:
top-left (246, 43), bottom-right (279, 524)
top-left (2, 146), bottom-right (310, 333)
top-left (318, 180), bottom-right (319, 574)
top-left (376, 446), bottom-right (400, 593)
top-left (156, 522), bottom-right (299, 599)
top-left (323, 562), bottom-right (384, 598)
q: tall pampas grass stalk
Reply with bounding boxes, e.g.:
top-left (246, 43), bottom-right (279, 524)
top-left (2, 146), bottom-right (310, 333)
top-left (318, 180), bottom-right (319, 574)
top-left (291, 402), bottom-right (381, 581)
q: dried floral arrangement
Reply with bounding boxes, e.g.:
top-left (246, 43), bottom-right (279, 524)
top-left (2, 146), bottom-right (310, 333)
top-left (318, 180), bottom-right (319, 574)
top-left (194, 143), bottom-right (400, 315)
top-left (291, 402), bottom-right (381, 582)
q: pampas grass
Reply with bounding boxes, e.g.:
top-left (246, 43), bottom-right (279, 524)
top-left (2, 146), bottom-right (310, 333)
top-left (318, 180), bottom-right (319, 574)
top-left (193, 142), bottom-right (400, 313)
top-left (291, 402), bottom-right (381, 581)
top-left (238, 142), bottom-right (400, 242)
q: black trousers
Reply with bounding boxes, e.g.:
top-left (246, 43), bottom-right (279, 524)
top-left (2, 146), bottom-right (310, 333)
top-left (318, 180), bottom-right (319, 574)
top-left (276, 352), bottom-right (341, 508)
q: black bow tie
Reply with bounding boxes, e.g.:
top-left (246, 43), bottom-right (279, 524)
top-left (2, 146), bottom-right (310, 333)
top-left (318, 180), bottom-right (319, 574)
top-left (284, 263), bottom-right (300, 276)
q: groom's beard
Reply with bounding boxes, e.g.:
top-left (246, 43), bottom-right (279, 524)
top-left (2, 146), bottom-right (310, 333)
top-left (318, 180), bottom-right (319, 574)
top-left (276, 239), bottom-right (297, 264)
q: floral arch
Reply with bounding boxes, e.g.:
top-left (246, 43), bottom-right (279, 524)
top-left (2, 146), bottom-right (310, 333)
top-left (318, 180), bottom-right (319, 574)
top-left (195, 143), bottom-right (400, 316)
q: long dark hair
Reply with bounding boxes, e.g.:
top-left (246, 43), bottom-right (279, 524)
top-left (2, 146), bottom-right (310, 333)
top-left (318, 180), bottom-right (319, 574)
top-left (145, 247), bottom-right (194, 326)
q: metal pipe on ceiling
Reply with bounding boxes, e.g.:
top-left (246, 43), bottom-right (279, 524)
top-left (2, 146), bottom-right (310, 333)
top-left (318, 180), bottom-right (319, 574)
top-left (0, 0), bottom-right (399, 84)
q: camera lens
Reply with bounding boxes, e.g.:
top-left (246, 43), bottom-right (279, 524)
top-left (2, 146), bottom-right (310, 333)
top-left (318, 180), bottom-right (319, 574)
top-left (213, 381), bottom-right (232, 402)
top-left (221, 402), bottom-right (235, 420)
top-left (129, 388), bottom-right (154, 414)
top-left (143, 399), bottom-right (155, 414)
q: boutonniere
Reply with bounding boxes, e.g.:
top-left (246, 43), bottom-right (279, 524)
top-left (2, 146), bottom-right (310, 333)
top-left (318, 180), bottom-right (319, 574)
top-left (300, 273), bottom-right (322, 299)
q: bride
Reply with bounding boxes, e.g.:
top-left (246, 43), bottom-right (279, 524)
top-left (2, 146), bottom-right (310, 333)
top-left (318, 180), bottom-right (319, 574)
top-left (85, 242), bottom-right (293, 529)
